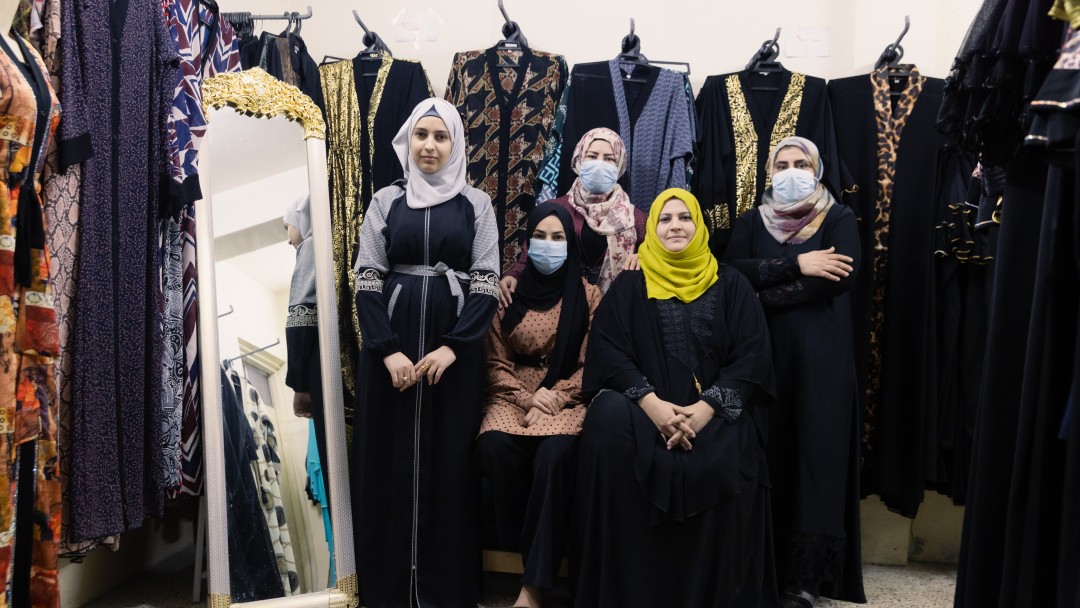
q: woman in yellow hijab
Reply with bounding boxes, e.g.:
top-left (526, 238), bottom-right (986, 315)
top-left (572, 188), bottom-right (778, 607)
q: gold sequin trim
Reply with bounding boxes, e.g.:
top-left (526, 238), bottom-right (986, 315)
top-left (320, 60), bottom-right (363, 397)
top-left (368, 57), bottom-right (393, 189)
top-left (726, 74), bottom-right (757, 221)
top-left (765, 72), bottom-right (806, 191)
top-left (203, 68), bottom-right (325, 140)
top-left (207, 593), bottom-right (230, 608)
top-left (725, 72), bottom-right (806, 220)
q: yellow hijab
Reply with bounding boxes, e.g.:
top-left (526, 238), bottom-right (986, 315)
top-left (638, 188), bottom-right (719, 303)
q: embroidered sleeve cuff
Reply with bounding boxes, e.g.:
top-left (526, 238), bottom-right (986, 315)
top-left (355, 267), bottom-right (385, 294)
top-left (701, 385), bottom-right (743, 423)
top-left (469, 271), bottom-right (500, 299)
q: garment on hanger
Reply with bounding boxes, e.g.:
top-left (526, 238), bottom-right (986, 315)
top-left (163, 0), bottom-right (242, 503)
top-left (693, 69), bottom-right (842, 254)
top-left (446, 47), bottom-right (568, 272)
top-left (219, 367), bottom-right (286, 603)
top-left (229, 367), bottom-right (299, 596)
top-left (829, 66), bottom-right (969, 518)
top-left (319, 54), bottom-right (431, 406)
top-left (65, 0), bottom-right (177, 542)
top-left (955, 21), bottom-right (1080, 608)
top-left (937, 0), bottom-right (1062, 164)
top-left (239, 30), bottom-right (323, 111)
top-left (536, 59), bottom-right (695, 214)
top-left (931, 161), bottom-right (988, 507)
top-left (0, 31), bottom-right (62, 608)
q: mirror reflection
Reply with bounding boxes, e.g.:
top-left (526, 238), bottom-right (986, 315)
top-left (207, 108), bottom-right (334, 603)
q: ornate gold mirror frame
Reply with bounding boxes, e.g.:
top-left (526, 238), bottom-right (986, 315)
top-left (197, 68), bottom-right (356, 608)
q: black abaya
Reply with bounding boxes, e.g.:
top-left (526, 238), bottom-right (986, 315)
top-left (724, 203), bottom-right (865, 603)
top-left (573, 269), bottom-right (777, 608)
top-left (351, 185), bottom-right (500, 608)
top-left (954, 156), bottom-right (1049, 608)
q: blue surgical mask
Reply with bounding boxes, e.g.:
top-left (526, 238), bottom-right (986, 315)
top-left (771, 168), bottom-right (818, 204)
top-left (528, 239), bottom-right (568, 275)
top-left (579, 159), bottom-right (619, 194)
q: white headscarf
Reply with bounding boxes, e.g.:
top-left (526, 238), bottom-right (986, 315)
top-left (283, 195), bottom-right (312, 240)
top-left (392, 98), bottom-right (468, 209)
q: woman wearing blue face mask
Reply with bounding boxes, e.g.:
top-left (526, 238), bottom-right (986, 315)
top-left (476, 202), bottom-right (603, 608)
top-left (723, 136), bottom-right (865, 608)
top-left (500, 128), bottom-right (647, 308)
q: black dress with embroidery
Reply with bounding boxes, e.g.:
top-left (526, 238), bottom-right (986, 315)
top-left (693, 69), bottom-right (842, 255)
top-left (351, 184), bottom-right (500, 608)
top-left (573, 269), bottom-right (777, 608)
top-left (724, 204), bottom-right (866, 603)
top-left (446, 47), bottom-right (568, 272)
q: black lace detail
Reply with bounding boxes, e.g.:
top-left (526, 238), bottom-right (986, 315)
top-left (758, 257), bottom-right (798, 283)
top-left (780, 532), bottom-right (847, 591)
top-left (759, 280), bottom-right (806, 307)
top-left (624, 382), bottom-right (656, 401)
top-left (702, 385), bottom-right (742, 422)
top-left (656, 284), bottom-right (720, 373)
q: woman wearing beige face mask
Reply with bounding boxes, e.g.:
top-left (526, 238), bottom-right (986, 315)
top-left (724, 136), bottom-right (865, 608)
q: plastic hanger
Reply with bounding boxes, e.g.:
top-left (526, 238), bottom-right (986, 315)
top-left (875, 15), bottom-right (914, 92)
top-left (494, 0), bottom-right (528, 67)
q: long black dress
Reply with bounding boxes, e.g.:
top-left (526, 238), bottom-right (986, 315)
top-left (351, 184), bottom-right (500, 608)
top-left (724, 204), bottom-right (865, 603)
top-left (573, 269), bottom-right (777, 608)
top-left (693, 70), bottom-right (842, 254)
top-left (828, 68), bottom-right (970, 516)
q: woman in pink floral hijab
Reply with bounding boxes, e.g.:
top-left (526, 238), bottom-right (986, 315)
top-left (499, 128), bottom-right (646, 306)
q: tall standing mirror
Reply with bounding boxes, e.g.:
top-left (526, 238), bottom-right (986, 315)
top-left (196, 69), bottom-right (356, 608)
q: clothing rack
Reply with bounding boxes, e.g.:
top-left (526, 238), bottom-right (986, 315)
top-left (224, 339), bottom-right (281, 364)
top-left (222, 5), bottom-right (312, 23)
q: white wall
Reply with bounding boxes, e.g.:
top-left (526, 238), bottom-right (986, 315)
top-left (223, 0), bottom-right (983, 95)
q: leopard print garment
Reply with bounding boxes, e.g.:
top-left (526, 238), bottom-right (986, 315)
top-left (864, 67), bottom-right (925, 450)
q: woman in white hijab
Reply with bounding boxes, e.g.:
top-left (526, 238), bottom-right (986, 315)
top-left (351, 98), bottom-right (500, 608)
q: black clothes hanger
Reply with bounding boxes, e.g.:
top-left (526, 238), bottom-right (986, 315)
top-left (875, 15), bottom-right (914, 81)
top-left (223, 6), bottom-right (311, 36)
top-left (495, 0), bottom-right (529, 60)
top-left (615, 19), bottom-right (653, 83)
top-left (622, 19), bottom-right (691, 75)
top-left (353, 9), bottom-right (393, 65)
top-left (745, 28), bottom-right (785, 90)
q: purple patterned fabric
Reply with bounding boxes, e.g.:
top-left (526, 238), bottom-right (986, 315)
top-left (66, 0), bottom-right (179, 542)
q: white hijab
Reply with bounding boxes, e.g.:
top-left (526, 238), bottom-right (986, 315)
top-left (392, 98), bottom-right (468, 209)
top-left (283, 195), bottom-right (312, 240)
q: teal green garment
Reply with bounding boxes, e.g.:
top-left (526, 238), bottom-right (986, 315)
top-left (307, 420), bottom-right (336, 586)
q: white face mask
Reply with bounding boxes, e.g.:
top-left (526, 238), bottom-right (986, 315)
top-left (771, 168), bottom-right (818, 204)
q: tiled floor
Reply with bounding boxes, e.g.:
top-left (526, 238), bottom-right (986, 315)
top-left (81, 553), bottom-right (957, 608)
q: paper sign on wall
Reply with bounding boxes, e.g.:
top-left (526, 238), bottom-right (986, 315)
top-left (785, 26), bottom-right (831, 57)
top-left (393, 8), bottom-right (443, 45)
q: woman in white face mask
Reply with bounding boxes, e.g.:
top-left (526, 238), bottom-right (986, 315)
top-left (499, 128), bottom-right (647, 308)
top-left (723, 136), bottom-right (866, 608)
top-left (476, 202), bottom-right (603, 608)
